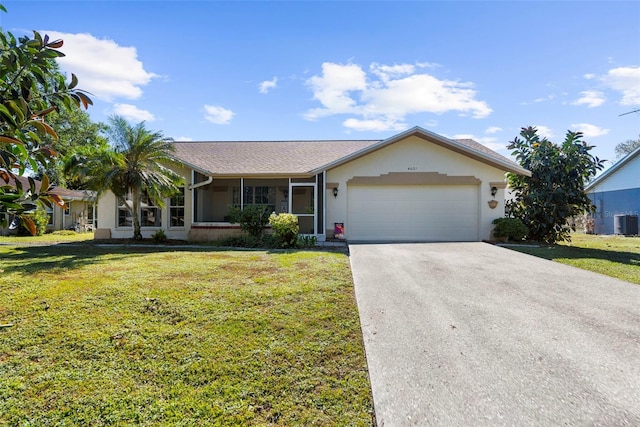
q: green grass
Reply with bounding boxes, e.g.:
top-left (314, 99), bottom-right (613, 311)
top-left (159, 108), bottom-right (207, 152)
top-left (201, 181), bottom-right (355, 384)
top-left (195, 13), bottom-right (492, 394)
top-left (507, 234), bottom-right (640, 285)
top-left (0, 231), bottom-right (95, 245)
top-left (0, 244), bottom-right (373, 425)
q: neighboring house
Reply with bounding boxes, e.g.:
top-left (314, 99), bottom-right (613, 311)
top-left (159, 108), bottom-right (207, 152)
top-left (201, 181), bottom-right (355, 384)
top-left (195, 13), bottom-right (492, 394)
top-left (95, 126), bottom-right (530, 242)
top-left (586, 146), bottom-right (640, 235)
top-left (0, 175), bottom-right (97, 236)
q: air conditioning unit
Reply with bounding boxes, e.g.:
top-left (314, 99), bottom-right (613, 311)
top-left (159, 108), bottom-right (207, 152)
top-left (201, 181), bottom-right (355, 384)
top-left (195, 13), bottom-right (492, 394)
top-left (614, 215), bottom-right (639, 235)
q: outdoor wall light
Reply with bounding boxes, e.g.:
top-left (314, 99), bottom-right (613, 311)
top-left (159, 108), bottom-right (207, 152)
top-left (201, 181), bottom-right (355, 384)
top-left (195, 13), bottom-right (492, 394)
top-left (490, 186), bottom-right (498, 197)
top-left (333, 187), bottom-right (339, 198)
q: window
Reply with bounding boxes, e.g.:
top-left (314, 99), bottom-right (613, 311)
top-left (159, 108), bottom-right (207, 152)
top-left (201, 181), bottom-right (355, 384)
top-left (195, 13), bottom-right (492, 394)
top-left (88, 203), bottom-right (96, 228)
top-left (243, 178), bottom-right (285, 213)
top-left (117, 191), bottom-right (161, 228)
top-left (64, 204), bottom-right (70, 216)
top-left (244, 185), bottom-right (275, 211)
top-left (118, 202), bottom-right (132, 227)
top-left (45, 206), bottom-right (54, 225)
top-left (170, 187), bottom-right (185, 227)
top-left (140, 192), bottom-right (161, 227)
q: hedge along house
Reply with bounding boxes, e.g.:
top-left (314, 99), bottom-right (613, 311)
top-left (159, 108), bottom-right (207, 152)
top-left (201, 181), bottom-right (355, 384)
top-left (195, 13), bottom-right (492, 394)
top-left (94, 127), bottom-right (530, 242)
top-left (586, 145), bottom-right (640, 235)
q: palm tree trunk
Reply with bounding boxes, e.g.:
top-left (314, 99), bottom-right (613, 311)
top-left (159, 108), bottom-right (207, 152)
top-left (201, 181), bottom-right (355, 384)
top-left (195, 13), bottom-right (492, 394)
top-left (131, 187), bottom-right (142, 240)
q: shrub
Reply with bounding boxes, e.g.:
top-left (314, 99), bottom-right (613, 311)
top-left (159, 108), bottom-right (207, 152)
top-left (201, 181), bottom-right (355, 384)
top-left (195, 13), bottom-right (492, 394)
top-left (228, 205), bottom-right (271, 238)
top-left (151, 229), bottom-right (167, 243)
top-left (298, 235), bottom-right (317, 248)
top-left (269, 213), bottom-right (299, 248)
top-left (582, 214), bottom-right (596, 234)
top-left (492, 218), bottom-right (528, 241)
top-left (21, 208), bottom-right (49, 236)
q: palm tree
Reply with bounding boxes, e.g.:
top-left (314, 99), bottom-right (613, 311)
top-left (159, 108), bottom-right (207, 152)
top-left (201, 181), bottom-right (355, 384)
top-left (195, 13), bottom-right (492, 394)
top-left (83, 116), bottom-right (183, 239)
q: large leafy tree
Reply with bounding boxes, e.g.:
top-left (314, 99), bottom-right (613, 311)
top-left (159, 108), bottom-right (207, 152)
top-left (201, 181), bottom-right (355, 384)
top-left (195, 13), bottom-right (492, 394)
top-left (0, 5), bottom-right (92, 234)
top-left (35, 105), bottom-right (108, 188)
top-left (81, 116), bottom-right (183, 240)
top-left (507, 126), bottom-right (605, 243)
top-left (614, 135), bottom-right (640, 159)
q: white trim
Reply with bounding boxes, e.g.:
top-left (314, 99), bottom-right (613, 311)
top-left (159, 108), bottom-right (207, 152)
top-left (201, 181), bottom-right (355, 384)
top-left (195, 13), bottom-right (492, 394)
top-left (585, 145), bottom-right (640, 192)
top-left (321, 171), bottom-right (327, 240)
top-left (290, 181), bottom-right (317, 235)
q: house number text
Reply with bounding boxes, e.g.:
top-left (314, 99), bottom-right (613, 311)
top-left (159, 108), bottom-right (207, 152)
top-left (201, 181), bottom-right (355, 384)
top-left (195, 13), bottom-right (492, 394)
top-left (407, 166), bottom-right (418, 171)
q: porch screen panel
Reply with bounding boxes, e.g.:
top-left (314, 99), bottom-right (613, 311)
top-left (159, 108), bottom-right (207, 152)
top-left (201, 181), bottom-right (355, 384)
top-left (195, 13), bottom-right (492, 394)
top-left (194, 176), bottom-right (240, 222)
top-left (316, 173), bottom-right (323, 234)
top-left (243, 179), bottom-right (288, 213)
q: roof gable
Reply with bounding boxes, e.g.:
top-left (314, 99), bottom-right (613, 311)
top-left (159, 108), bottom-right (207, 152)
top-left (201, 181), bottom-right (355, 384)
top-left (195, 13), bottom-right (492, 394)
top-left (170, 127), bottom-right (530, 177)
top-left (315, 127), bottom-right (531, 176)
top-left (586, 145), bottom-right (640, 192)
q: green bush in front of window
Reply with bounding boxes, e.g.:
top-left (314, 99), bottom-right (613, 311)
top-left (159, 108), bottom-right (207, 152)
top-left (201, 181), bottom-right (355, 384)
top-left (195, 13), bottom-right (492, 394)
top-left (269, 212), bottom-right (299, 248)
top-left (228, 205), bottom-right (271, 238)
top-left (21, 208), bottom-right (50, 236)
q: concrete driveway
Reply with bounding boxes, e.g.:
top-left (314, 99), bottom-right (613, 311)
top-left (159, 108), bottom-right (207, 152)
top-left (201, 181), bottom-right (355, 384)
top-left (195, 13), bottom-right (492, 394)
top-left (349, 242), bottom-right (640, 426)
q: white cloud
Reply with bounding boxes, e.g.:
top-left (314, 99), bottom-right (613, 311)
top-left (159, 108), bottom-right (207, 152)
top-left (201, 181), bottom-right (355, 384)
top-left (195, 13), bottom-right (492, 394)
top-left (305, 61), bottom-right (492, 131)
top-left (369, 63), bottom-right (416, 81)
top-left (113, 104), bottom-right (155, 122)
top-left (343, 118), bottom-right (406, 132)
top-left (485, 126), bottom-right (502, 135)
top-left (601, 66), bottom-right (640, 105)
top-left (583, 73), bottom-right (596, 80)
top-left (259, 77), bottom-right (278, 94)
top-left (305, 62), bottom-right (367, 120)
top-left (533, 94), bottom-right (555, 103)
top-left (571, 90), bottom-right (605, 108)
top-left (204, 105), bottom-right (234, 125)
top-left (44, 31), bottom-right (158, 102)
top-left (533, 125), bottom-right (555, 139)
top-left (570, 123), bottom-right (610, 137)
top-left (174, 136), bottom-right (193, 141)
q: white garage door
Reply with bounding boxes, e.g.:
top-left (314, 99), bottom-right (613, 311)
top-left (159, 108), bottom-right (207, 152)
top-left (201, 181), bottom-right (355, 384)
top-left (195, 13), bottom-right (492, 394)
top-left (347, 185), bottom-right (479, 241)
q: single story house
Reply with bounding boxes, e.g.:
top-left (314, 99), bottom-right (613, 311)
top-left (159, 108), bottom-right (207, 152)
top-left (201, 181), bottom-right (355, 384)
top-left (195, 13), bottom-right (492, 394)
top-left (586, 145), bottom-right (640, 235)
top-left (95, 126), bottom-right (530, 242)
top-left (1, 175), bottom-right (96, 236)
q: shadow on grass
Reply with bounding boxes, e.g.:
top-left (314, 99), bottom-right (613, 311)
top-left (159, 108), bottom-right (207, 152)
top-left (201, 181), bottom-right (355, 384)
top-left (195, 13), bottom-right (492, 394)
top-left (0, 243), bottom-right (223, 275)
top-left (0, 242), bottom-right (345, 274)
top-left (514, 245), bottom-right (640, 267)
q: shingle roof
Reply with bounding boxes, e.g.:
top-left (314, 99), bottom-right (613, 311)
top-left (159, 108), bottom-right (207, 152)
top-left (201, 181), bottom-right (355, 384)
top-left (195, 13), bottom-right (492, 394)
top-left (170, 127), bottom-right (530, 176)
top-left (3, 175), bottom-right (96, 201)
top-left (172, 140), bottom-right (379, 175)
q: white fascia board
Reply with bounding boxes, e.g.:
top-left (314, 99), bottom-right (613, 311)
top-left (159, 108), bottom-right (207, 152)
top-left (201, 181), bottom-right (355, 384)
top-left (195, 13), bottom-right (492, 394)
top-left (585, 145), bottom-right (640, 192)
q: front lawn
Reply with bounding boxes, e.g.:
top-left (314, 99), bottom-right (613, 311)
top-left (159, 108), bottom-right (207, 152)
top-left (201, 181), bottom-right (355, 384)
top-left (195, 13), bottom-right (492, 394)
top-left (0, 244), bottom-right (373, 425)
top-left (506, 234), bottom-right (640, 285)
top-left (0, 231), bottom-right (95, 245)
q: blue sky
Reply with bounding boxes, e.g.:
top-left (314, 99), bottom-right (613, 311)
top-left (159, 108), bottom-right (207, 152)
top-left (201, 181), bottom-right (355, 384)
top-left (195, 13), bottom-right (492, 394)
top-left (2, 1), bottom-right (639, 167)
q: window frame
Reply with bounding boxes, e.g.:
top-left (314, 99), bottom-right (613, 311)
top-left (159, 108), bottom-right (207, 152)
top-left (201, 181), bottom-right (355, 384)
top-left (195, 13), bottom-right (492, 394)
top-left (169, 187), bottom-right (185, 228)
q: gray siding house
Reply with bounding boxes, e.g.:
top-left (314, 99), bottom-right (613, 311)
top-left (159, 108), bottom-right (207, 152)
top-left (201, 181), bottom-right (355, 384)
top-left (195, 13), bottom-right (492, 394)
top-left (586, 146), bottom-right (640, 235)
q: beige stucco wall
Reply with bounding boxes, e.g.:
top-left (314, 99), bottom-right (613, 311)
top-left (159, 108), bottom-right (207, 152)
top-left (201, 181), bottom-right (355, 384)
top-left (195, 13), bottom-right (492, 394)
top-left (95, 162), bottom-right (193, 240)
top-left (46, 200), bottom-right (93, 232)
top-left (326, 135), bottom-right (508, 241)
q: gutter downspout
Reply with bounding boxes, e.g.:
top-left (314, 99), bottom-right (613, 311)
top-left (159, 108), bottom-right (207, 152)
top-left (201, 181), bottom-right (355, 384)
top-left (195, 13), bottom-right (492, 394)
top-left (188, 175), bottom-right (213, 190)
